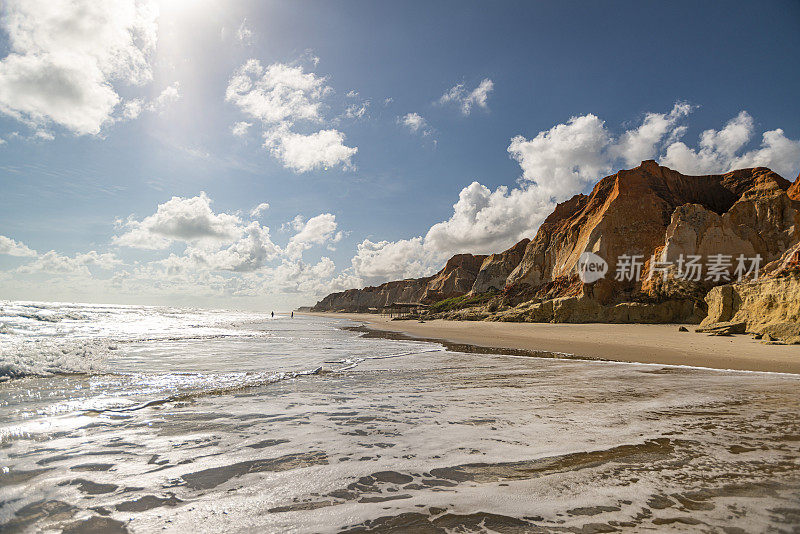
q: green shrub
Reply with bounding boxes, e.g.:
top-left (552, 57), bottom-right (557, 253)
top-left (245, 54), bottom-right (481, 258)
top-left (430, 292), bottom-right (494, 313)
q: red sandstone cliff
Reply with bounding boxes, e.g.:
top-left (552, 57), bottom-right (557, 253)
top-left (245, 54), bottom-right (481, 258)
top-left (422, 253), bottom-right (487, 303)
top-left (311, 162), bottom-right (800, 327)
top-left (505, 161), bottom-right (793, 301)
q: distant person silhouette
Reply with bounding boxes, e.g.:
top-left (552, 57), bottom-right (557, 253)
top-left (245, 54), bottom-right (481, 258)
top-left (291, 312), bottom-right (294, 318)
top-left (271, 311), bottom-right (274, 318)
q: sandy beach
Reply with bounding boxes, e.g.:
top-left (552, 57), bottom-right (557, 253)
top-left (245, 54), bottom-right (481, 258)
top-left (306, 312), bottom-right (800, 374)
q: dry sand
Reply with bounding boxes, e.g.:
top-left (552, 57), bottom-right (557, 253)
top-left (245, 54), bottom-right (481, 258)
top-left (305, 313), bottom-right (800, 374)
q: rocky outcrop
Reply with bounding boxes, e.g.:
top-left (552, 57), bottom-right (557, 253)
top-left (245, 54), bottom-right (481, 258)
top-left (701, 274), bottom-right (800, 344)
top-left (422, 253), bottom-right (487, 303)
top-left (506, 161), bottom-right (793, 303)
top-left (491, 296), bottom-right (701, 324)
top-left (700, 241), bottom-right (800, 343)
top-left (661, 174), bottom-right (798, 266)
top-left (311, 276), bottom-right (432, 312)
top-left (310, 253), bottom-right (487, 312)
top-left (470, 239), bottom-right (529, 294)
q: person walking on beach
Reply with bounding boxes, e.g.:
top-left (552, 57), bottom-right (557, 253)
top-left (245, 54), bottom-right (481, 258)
top-left (271, 311), bottom-right (274, 318)
top-left (291, 312), bottom-right (293, 318)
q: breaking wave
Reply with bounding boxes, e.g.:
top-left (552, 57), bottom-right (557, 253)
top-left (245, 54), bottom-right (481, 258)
top-left (0, 338), bottom-right (113, 381)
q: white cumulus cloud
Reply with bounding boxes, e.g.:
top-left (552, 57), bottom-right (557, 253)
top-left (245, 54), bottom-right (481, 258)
top-left (227, 58), bottom-right (357, 173)
top-left (225, 59), bottom-right (329, 125)
top-left (151, 81), bottom-right (180, 111)
top-left (610, 102), bottom-right (693, 166)
top-left (264, 126), bottom-right (357, 173)
top-left (0, 235), bottom-right (37, 257)
top-left (0, 0), bottom-right (159, 135)
top-left (350, 237), bottom-right (439, 284)
top-left (661, 111), bottom-right (800, 178)
top-left (286, 213), bottom-right (342, 259)
top-left (113, 192), bottom-right (243, 249)
top-left (508, 113), bottom-right (614, 199)
top-left (424, 182), bottom-right (552, 256)
top-left (182, 222), bottom-right (281, 272)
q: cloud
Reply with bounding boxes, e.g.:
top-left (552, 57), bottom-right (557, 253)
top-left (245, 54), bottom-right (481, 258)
top-left (237, 18), bottom-right (253, 44)
top-left (730, 128), bottom-right (800, 179)
top-left (0, 0), bottom-right (159, 135)
top-left (439, 78), bottom-right (494, 115)
top-left (113, 192), bottom-right (243, 249)
top-left (151, 81), bottom-right (180, 111)
top-left (225, 59), bottom-right (329, 125)
top-left (264, 125), bottom-right (357, 173)
top-left (227, 57), bottom-right (357, 173)
top-left (661, 111), bottom-right (800, 178)
top-left (182, 222), bottom-right (280, 272)
top-left (348, 181), bottom-right (555, 283)
top-left (119, 82), bottom-right (180, 121)
top-left (424, 181), bottom-right (552, 256)
top-left (249, 202), bottom-right (270, 217)
top-left (610, 102), bottom-right (693, 166)
top-left (286, 213), bottom-right (342, 259)
top-left (0, 193), bottom-right (366, 304)
top-left (350, 237), bottom-right (438, 283)
top-left (231, 121), bottom-right (252, 136)
top-left (344, 100), bottom-right (369, 120)
top-left (0, 235), bottom-right (37, 257)
top-left (281, 214), bottom-right (306, 233)
top-left (111, 192), bottom-right (343, 283)
top-left (400, 112), bottom-right (427, 133)
top-left (399, 112), bottom-right (435, 140)
top-left (122, 98), bottom-right (144, 120)
top-left (353, 112), bottom-right (622, 280)
top-left (508, 113), bottom-right (614, 199)
top-left (18, 250), bottom-right (121, 275)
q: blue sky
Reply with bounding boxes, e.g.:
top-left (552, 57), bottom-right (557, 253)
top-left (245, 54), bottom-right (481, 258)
top-left (1, 0), bottom-right (799, 310)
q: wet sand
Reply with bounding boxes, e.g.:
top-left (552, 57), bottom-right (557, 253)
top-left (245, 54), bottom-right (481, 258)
top-left (305, 313), bottom-right (800, 374)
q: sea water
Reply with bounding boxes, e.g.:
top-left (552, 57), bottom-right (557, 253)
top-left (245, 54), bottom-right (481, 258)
top-left (1, 300), bottom-right (799, 532)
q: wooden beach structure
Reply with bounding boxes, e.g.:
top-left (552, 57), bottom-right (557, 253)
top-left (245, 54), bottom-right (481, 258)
top-left (382, 302), bottom-right (429, 319)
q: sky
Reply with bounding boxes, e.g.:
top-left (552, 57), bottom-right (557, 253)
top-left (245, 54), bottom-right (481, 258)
top-left (0, 0), bottom-right (799, 311)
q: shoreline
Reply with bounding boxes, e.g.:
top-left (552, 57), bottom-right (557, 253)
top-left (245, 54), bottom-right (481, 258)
top-left (304, 312), bottom-right (800, 375)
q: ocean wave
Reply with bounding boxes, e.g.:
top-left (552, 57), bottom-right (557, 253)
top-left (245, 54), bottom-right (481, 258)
top-left (8, 311), bottom-right (89, 323)
top-left (0, 339), bottom-right (112, 380)
top-left (93, 366), bottom-right (330, 414)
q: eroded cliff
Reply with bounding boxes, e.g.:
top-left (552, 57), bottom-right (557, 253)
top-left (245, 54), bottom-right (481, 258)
top-left (311, 162), bottom-right (800, 335)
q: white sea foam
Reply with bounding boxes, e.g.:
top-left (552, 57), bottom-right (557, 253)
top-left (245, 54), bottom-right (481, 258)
top-left (0, 338), bottom-right (112, 380)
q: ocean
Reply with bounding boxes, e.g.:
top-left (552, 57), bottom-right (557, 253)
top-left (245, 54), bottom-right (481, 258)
top-left (1, 300), bottom-right (799, 533)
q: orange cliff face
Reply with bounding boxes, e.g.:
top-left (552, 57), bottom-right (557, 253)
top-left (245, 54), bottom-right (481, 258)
top-left (504, 161), bottom-right (796, 302)
top-left (789, 172), bottom-right (800, 201)
top-left (311, 162), bottom-right (800, 316)
top-left (470, 238), bottom-right (530, 295)
top-left (310, 277), bottom-right (433, 313)
top-left (421, 253), bottom-right (487, 303)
